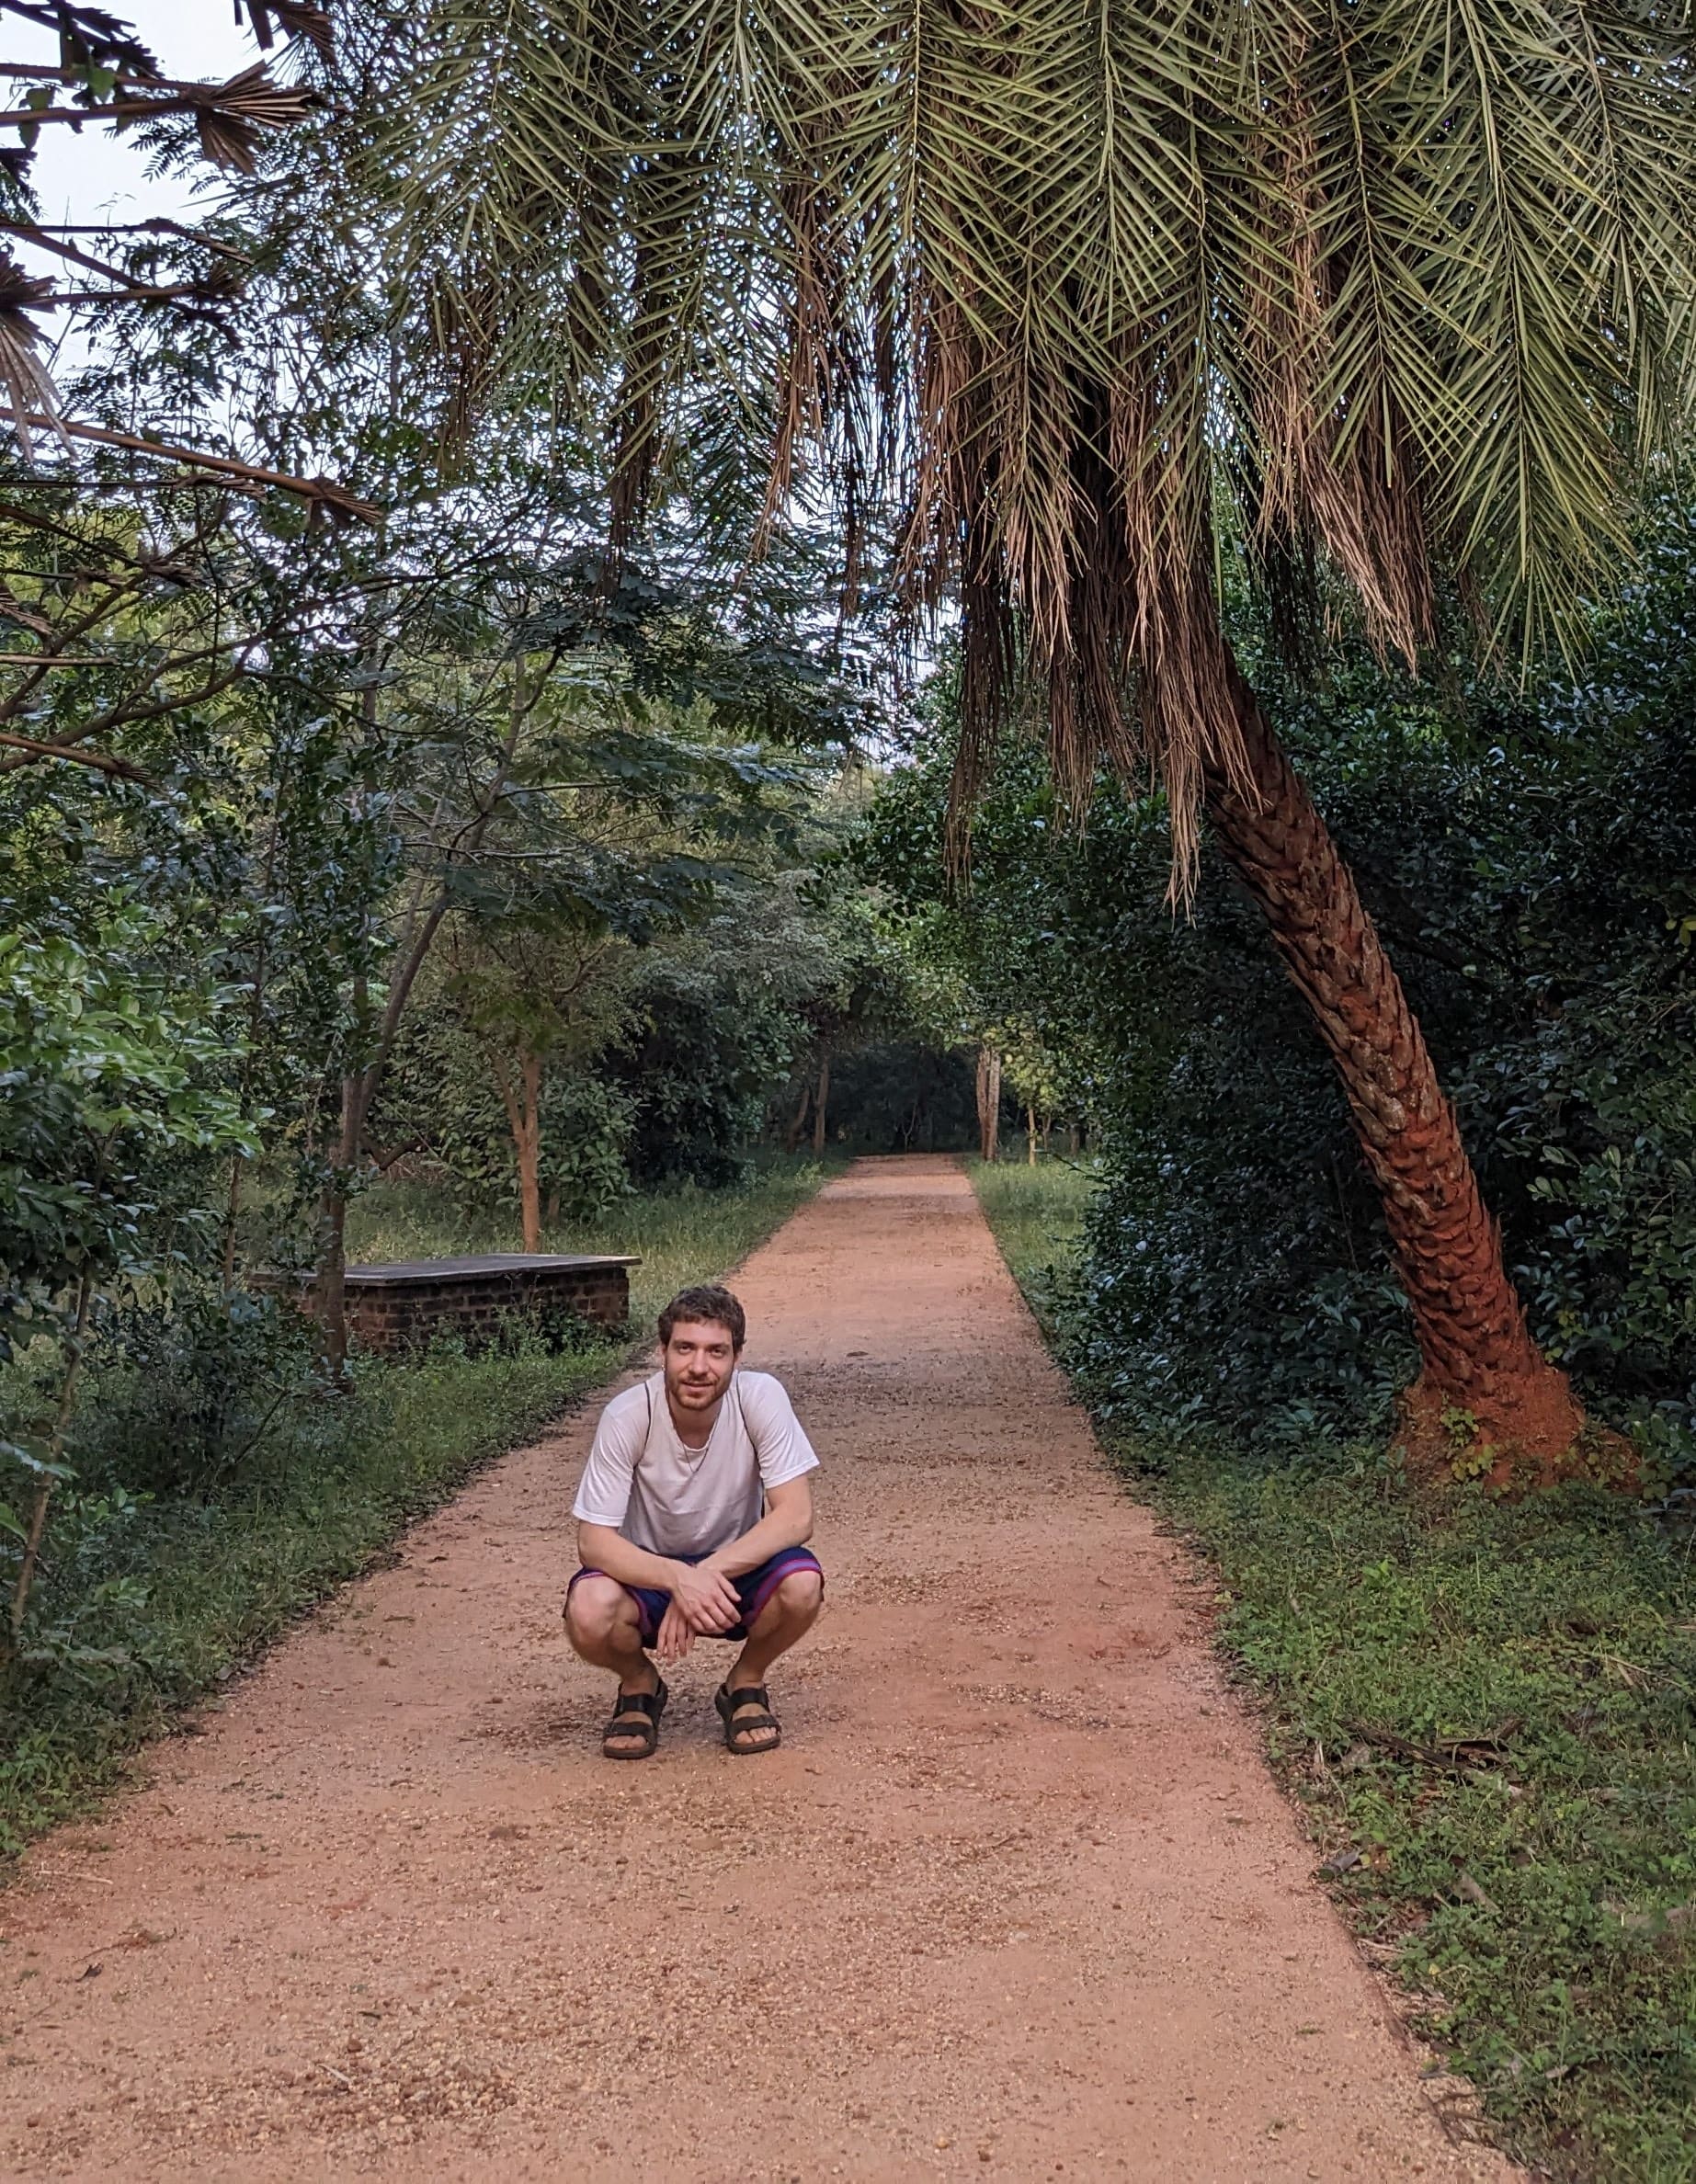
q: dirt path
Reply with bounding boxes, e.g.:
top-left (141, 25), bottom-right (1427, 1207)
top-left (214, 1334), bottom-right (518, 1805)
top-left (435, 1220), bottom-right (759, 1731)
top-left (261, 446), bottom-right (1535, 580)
top-left (1, 1156), bottom-right (1517, 2184)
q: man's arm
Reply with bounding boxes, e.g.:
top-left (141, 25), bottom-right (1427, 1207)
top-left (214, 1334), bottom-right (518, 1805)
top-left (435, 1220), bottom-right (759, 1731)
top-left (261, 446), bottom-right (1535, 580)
top-left (575, 1522), bottom-right (741, 1632)
top-left (700, 1475), bottom-right (814, 1579)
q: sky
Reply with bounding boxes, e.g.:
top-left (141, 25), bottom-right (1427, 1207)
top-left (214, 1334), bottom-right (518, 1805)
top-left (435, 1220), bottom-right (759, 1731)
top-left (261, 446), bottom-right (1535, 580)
top-left (8, 0), bottom-right (261, 373)
top-left (12, 0), bottom-right (255, 228)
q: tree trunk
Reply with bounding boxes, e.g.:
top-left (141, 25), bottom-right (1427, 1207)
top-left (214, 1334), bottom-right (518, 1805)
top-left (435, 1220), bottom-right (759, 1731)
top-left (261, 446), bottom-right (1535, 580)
top-left (811, 1053), bottom-right (830, 1155)
top-left (975, 1046), bottom-right (1001, 1164)
top-left (1203, 655), bottom-right (1599, 1483)
top-left (493, 1048), bottom-right (546, 1253)
top-left (221, 1151), bottom-right (243, 1289)
top-left (314, 1069), bottom-right (367, 1378)
top-left (783, 1075), bottom-right (812, 1154)
top-left (518, 1053), bottom-right (543, 1253)
top-left (1027, 1103), bottom-right (1039, 1166)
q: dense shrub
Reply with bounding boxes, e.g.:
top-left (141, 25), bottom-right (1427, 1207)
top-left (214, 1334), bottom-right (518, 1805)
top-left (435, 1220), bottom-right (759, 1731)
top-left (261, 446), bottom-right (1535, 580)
top-left (75, 1288), bottom-right (327, 1500)
top-left (861, 502), bottom-right (1696, 1462)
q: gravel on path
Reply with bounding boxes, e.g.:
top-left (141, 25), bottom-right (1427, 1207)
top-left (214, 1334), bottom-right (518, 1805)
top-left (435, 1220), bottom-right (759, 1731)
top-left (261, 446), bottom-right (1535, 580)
top-left (0, 1155), bottom-right (1520, 2184)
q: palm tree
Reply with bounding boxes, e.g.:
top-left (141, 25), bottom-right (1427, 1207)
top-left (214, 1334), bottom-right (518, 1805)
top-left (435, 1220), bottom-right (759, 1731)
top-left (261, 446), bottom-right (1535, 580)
top-left (378, 0), bottom-right (1696, 1479)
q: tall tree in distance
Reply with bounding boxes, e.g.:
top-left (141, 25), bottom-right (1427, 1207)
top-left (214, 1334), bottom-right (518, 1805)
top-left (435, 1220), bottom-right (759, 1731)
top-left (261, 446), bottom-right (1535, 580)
top-left (377, 0), bottom-right (1696, 1479)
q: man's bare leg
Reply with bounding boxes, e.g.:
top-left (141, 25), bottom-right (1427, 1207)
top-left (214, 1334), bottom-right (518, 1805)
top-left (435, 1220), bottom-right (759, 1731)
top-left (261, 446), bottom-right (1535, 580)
top-left (565, 1575), bottom-right (661, 1757)
top-left (720, 1569), bottom-right (824, 1754)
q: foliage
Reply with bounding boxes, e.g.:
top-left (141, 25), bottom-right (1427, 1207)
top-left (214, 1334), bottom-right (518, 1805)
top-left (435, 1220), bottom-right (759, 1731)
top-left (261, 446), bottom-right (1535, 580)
top-left (863, 504), bottom-right (1696, 1465)
top-left (379, 0), bottom-right (1696, 891)
top-left (0, 904), bottom-right (255, 1337)
top-left (976, 1157), bottom-right (1696, 2184)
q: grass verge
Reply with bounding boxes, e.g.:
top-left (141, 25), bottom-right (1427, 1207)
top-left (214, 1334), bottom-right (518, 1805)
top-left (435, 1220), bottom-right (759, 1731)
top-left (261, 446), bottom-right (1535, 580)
top-left (971, 1155), bottom-right (1696, 2184)
top-left (2, 1156), bottom-right (836, 1864)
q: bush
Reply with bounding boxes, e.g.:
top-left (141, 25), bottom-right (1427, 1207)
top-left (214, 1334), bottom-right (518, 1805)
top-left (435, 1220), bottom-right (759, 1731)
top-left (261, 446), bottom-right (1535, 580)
top-left (863, 499), bottom-right (1696, 1467)
top-left (75, 1287), bottom-right (326, 1500)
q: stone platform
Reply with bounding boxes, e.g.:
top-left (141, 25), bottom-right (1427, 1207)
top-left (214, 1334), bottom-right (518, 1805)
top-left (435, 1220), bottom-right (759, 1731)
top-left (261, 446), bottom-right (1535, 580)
top-left (333, 1253), bottom-right (637, 1355)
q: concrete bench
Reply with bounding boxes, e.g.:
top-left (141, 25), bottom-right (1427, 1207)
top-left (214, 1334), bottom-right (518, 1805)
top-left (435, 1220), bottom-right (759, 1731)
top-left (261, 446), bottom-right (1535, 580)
top-left (332, 1253), bottom-right (638, 1356)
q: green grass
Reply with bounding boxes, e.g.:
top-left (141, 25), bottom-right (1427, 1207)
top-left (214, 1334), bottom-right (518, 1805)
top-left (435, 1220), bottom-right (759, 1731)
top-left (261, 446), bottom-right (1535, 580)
top-left (347, 1152), bottom-right (845, 1331)
top-left (970, 1157), bottom-right (1696, 2184)
top-left (1, 1155), bottom-right (836, 1863)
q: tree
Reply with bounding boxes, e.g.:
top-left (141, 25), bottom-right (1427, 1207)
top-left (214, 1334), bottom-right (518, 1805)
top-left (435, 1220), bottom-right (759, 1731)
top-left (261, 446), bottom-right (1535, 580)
top-left (0, 904), bottom-right (254, 1663)
top-left (439, 920), bottom-right (632, 1251)
top-left (378, 0), bottom-right (1696, 1477)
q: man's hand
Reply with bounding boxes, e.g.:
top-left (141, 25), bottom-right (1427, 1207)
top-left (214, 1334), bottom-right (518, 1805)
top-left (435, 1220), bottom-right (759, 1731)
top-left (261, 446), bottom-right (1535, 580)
top-left (668, 1559), bottom-right (740, 1634)
top-left (654, 1600), bottom-right (696, 1664)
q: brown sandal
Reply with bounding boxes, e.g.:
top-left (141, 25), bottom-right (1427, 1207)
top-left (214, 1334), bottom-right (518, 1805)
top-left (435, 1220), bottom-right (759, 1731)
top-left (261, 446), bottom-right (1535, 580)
top-left (715, 1681), bottom-right (781, 1756)
top-left (602, 1676), bottom-right (666, 1760)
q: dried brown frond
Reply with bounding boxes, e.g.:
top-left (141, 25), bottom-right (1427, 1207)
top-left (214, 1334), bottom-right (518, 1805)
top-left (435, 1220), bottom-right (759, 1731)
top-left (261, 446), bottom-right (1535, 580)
top-left (0, 250), bottom-right (63, 462)
top-left (235, 1), bottom-right (335, 59)
top-left (185, 64), bottom-right (319, 174)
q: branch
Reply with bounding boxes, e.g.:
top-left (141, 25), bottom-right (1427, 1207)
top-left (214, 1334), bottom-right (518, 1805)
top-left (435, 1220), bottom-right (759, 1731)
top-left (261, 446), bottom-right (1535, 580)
top-left (0, 728), bottom-right (145, 778)
top-left (7, 229), bottom-right (241, 306)
top-left (0, 218), bottom-right (253, 262)
top-left (0, 410), bottom-right (381, 521)
top-left (0, 655), bottom-right (250, 771)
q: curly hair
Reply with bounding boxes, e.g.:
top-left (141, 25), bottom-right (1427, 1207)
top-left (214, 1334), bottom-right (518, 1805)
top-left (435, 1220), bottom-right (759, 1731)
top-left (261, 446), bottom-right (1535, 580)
top-left (656, 1283), bottom-right (746, 1351)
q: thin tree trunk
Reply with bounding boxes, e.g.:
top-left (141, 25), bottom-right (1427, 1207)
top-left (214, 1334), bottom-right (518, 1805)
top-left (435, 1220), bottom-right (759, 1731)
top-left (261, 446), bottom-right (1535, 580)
top-left (1027, 1103), bottom-right (1039, 1166)
top-left (519, 1053), bottom-right (543, 1253)
top-left (783, 1075), bottom-right (812, 1154)
top-left (491, 1048), bottom-right (545, 1253)
top-left (315, 1068), bottom-right (366, 1376)
top-left (811, 1053), bottom-right (830, 1155)
top-left (221, 1154), bottom-right (244, 1289)
top-left (975, 1046), bottom-right (1001, 1164)
top-left (1203, 656), bottom-right (1592, 1479)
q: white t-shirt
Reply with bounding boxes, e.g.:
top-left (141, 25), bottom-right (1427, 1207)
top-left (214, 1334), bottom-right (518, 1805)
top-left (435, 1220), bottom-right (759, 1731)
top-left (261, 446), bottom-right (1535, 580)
top-left (572, 1370), bottom-right (819, 1557)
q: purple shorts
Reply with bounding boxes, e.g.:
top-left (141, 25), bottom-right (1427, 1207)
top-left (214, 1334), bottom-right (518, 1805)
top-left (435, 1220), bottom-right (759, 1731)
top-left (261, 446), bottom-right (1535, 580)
top-left (566, 1546), bottom-right (823, 1644)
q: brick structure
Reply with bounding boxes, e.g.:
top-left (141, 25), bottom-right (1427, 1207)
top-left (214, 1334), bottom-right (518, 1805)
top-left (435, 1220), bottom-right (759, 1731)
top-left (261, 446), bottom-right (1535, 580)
top-left (315, 1253), bottom-right (638, 1357)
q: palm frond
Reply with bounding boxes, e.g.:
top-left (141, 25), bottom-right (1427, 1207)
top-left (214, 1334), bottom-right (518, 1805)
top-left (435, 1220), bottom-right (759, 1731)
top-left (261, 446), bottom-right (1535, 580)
top-left (377, 0), bottom-right (1696, 874)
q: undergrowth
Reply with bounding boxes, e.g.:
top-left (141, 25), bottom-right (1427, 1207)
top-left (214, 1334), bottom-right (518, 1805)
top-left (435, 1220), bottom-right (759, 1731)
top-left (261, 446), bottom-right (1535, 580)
top-left (1, 1157), bottom-right (834, 1863)
top-left (972, 1155), bottom-right (1696, 2184)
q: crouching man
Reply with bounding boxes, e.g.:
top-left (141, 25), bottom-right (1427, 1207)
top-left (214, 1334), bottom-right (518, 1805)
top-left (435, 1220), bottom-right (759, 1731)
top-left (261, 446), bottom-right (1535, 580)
top-left (564, 1283), bottom-right (824, 1759)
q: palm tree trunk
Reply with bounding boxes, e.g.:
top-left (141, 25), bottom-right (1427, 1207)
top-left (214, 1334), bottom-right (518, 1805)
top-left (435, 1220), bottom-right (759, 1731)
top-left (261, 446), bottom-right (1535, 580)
top-left (1203, 654), bottom-right (1592, 1479)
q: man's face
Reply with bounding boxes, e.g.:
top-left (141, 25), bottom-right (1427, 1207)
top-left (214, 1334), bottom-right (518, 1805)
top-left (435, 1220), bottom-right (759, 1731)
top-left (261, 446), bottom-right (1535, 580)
top-left (663, 1319), bottom-right (740, 1413)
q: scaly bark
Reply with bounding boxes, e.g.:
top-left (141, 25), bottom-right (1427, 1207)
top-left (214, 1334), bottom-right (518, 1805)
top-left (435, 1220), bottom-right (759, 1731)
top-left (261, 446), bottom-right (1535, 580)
top-left (1202, 654), bottom-right (1597, 1480)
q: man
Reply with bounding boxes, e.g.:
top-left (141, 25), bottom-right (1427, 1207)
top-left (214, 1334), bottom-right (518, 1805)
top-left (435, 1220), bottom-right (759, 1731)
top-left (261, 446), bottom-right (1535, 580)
top-left (564, 1283), bottom-right (824, 1759)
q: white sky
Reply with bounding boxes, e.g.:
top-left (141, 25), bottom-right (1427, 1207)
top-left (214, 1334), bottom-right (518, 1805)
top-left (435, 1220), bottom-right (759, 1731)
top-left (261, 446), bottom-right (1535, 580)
top-left (5, 3), bottom-right (274, 379)
top-left (9, 0), bottom-right (255, 229)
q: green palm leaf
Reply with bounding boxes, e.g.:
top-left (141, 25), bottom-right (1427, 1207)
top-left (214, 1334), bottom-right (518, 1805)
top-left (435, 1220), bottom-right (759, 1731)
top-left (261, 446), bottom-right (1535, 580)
top-left (374, 0), bottom-right (1696, 864)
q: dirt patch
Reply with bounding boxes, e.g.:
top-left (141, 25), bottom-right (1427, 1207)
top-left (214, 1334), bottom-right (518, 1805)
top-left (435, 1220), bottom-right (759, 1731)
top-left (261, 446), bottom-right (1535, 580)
top-left (0, 1155), bottom-right (1519, 2181)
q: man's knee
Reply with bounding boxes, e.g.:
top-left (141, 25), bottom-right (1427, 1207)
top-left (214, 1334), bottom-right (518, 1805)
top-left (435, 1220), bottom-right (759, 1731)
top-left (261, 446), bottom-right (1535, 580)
top-left (565, 1574), bottom-right (634, 1648)
top-left (774, 1567), bottom-right (824, 1621)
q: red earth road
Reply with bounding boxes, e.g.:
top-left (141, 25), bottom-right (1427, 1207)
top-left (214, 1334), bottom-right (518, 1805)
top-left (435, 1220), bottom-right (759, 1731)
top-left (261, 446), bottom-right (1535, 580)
top-left (0, 1155), bottom-right (1519, 2182)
